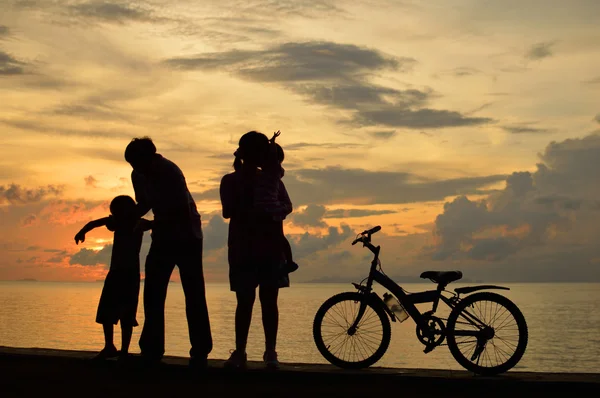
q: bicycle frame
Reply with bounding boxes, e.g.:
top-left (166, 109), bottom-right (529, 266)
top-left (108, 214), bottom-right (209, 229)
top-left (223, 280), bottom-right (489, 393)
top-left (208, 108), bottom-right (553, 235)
top-left (349, 239), bottom-right (484, 339)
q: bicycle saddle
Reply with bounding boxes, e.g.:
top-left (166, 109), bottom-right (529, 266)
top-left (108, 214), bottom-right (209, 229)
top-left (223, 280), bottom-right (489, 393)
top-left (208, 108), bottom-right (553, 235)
top-left (420, 271), bottom-right (463, 284)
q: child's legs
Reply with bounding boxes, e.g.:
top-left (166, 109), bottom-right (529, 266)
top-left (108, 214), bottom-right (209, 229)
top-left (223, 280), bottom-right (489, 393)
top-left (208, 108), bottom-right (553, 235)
top-left (259, 286), bottom-right (279, 352)
top-left (120, 323), bottom-right (133, 354)
top-left (102, 323), bottom-right (115, 349)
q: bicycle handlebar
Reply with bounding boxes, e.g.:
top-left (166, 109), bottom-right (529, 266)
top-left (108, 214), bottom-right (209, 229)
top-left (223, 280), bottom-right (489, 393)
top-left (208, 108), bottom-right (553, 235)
top-left (361, 225), bottom-right (381, 235)
top-left (351, 225), bottom-right (381, 245)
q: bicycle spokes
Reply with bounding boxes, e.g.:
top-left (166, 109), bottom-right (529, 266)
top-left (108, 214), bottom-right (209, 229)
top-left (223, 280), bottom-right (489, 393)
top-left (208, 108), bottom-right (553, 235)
top-left (453, 299), bottom-right (520, 368)
top-left (321, 299), bottom-right (385, 363)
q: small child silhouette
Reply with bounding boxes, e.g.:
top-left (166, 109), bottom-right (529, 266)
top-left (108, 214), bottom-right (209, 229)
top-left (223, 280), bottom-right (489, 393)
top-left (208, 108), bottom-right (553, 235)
top-left (254, 131), bottom-right (298, 274)
top-left (74, 195), bottom-right (152, 360)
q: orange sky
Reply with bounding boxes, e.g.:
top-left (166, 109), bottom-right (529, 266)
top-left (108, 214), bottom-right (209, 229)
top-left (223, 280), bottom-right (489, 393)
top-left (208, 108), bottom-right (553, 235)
top-left (1, 1), bottom-right (600, 283)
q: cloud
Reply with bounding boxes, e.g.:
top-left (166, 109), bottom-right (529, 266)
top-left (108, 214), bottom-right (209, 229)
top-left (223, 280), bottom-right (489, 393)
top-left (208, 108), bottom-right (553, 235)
top-left (502, 125), bottom-right (553, 134)
top-left (39, 199), bottom-right (109, 225)
top-left (288, 224), bottom-right (354, 260)
top-left (0, 50), bottom-right (26, 75)
top-left (439, 67), bottom-right (481, 78)
top-left (0, 25), bottom-right (9, 38)
top-left (324, 208), bottom-right (397, 218)
top-left (430, 133), bottom-right (600, 263)
top-left (583, 76), bottom-right (600, 85)
top-left (70, 245), bottom-right (113, 267)
top-left (0, 184), bottom-right (63, 205)
top-left (21, 214), bottom-right (37, 227)
top-left (290, 204), bottom-right (328, 228)
top-left (595, 114), bottom-right (600, 124)
top-left (368, 131), bottom-right (396, 140)
top-left (165, 41), bottom-right (491, 129)
top-left (284, 142), bottom-right (363, 150)
top-left (202, 213), bottom-right (229, 251)
top-left (84, 175), bottom-right (98, 188)
top-left (68, 1), bottom-right (160, 24)
top-left (195, 166), bottom-right (506, 206)
top-left (526, 41), bottom-right (557, 60)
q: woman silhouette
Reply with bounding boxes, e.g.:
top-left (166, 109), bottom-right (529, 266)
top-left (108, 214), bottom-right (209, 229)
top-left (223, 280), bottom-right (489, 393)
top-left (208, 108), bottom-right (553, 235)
top-left (219, 131), bottom-right (292, 369)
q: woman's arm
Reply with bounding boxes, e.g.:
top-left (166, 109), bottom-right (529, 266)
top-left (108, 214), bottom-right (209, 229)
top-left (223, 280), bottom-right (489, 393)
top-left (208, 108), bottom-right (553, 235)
top-left (74, 217), bottom-right (110, 244)
top-left (220, 174), bottom-right (234, 219)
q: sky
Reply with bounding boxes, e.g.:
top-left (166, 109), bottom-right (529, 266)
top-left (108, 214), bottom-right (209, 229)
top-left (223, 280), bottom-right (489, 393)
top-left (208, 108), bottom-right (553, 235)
top-left (1, 0), bottom-right (599, 283)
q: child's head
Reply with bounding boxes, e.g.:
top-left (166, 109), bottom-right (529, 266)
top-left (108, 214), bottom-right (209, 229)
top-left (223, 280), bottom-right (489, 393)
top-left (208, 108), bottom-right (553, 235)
top-left (109, 195), bottom-right (137, 220)
top-left (275, 143), bottom-right (284, 164)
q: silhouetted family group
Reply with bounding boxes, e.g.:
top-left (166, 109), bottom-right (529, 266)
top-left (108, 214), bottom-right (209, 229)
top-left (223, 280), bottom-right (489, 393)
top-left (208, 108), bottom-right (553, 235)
top-left (74, 131), bottom-right (297, 370)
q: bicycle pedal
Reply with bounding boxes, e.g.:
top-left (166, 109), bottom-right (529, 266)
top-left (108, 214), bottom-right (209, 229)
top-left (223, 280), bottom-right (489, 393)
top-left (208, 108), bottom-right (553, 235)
top-left (423, 345), bottom-right (436, 354)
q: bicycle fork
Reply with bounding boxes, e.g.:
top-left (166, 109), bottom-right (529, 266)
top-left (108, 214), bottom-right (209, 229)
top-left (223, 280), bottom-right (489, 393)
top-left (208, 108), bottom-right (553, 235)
top-left (347, 298), bottom-right (369, 336)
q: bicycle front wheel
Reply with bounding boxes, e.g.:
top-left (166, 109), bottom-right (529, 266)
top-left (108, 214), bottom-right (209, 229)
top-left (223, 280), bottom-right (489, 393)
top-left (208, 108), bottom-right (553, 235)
top-left (313, 292), bottom-right (391, 369)
top-left (446, 292), bottom-right (528, 375)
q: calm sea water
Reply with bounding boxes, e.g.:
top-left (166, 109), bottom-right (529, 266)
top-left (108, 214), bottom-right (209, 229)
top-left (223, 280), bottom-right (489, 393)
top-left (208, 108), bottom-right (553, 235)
top-left (0, 281), bottom-right (599, 373)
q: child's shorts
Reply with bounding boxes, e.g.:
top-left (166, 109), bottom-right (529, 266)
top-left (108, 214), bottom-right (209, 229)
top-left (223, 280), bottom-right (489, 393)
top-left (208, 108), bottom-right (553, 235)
top-left (96, 270), bottom-right (140, 327)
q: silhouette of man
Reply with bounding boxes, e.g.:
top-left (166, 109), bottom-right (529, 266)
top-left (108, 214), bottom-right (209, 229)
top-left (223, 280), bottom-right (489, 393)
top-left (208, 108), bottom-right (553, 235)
top-left (125, 137), bottom-right (212, 368)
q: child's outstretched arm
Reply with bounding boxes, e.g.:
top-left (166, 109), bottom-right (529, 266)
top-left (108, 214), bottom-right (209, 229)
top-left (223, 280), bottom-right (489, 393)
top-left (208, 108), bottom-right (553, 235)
top-left (74, 217), bottom-right (110, 244)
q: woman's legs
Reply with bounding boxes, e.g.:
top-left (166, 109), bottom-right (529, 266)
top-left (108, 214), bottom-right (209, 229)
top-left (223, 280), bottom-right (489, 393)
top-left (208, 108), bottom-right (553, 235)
top-left (259, 286), bottom-right (279, 353)
top-left (235, 289), bottom-right (256, 353)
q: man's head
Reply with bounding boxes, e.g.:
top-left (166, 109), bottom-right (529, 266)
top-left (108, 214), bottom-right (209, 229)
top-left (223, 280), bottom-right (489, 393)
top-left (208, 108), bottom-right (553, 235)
top-left (125, 137), bottom-right (156, 175)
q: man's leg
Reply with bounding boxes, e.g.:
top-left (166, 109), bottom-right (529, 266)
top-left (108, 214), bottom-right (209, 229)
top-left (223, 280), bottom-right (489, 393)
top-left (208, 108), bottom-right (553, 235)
top-left (177, 238), bottom-right (213, 359)
top-left (139, 242), bottom-right (175, 360)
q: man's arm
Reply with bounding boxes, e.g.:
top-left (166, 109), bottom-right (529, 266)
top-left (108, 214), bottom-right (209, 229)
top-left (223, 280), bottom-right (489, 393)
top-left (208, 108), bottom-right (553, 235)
top-left (132, 170), bottom-right (152, 218)
top-left (74, 217), bottom-right (110, 244)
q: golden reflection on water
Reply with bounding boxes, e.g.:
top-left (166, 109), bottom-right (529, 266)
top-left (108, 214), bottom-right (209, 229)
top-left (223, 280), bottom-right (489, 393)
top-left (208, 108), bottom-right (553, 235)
top-left (1, 281), bottom-right (599, 373)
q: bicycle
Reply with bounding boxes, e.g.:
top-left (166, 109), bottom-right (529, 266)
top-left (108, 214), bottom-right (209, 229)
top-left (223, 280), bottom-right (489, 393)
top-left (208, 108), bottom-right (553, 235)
top-left (313, 226), bottom-right (528, 376)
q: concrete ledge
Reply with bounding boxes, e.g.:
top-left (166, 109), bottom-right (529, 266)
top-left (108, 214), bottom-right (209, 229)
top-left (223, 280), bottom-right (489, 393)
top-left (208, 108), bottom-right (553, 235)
top-left (1, 346), bottom-right (599, 397)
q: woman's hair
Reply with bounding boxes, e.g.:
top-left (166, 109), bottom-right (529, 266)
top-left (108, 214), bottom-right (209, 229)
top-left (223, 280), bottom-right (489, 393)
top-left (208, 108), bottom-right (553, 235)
top-left (109, 195), bottom-right (137, 219)
top-left (233, 131), bottom-right (269, 170)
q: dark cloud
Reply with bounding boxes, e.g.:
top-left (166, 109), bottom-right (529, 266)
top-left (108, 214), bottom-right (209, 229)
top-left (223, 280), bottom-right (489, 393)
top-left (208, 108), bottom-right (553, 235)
top-left (350, 107), bottom-right (492, 129)
top-left (166, 41), bottom-right (408, 79)
top-left (430, 133), bottom-right (600, 263)
top-left (288, 224), bottom-right (354, 260)
top-left (195, 166), bottom-right (506, 206)
top-left (290, 204), bottom-right (328, 228)
top-left (165, 41), bottom-right (489, 129)
top-left (368, 131), bottom-right (396, 140)
top-left (0, 50), bottom-right (26, 75)
top-left (202, 213), bottom-right (229, 251)
top-left (526, 41), bottom-right (557, 60)
top-left (70, 245), bottom-right (113, 267)
top-left (0, 25), bottom-right (9, 38)
top-left (69, 1), bottom-right (159, 24)
top-left (502, 125), bottom-right (553, 134)
top-left (324, 208), bottom-right (397, 218)
top-left (0, 184), bottom-right (63, 205)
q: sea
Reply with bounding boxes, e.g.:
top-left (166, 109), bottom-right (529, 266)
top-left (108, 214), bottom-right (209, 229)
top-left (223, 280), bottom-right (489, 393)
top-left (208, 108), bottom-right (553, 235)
top-left (1, 281), bottom-right (599, 373)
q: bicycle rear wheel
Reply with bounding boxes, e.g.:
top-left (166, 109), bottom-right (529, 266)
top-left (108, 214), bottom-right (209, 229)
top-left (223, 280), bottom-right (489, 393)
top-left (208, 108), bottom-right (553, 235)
top-left (446, 292), bottom-right (528, 375)
top-left (313, 292), bottom-right (391, 369)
